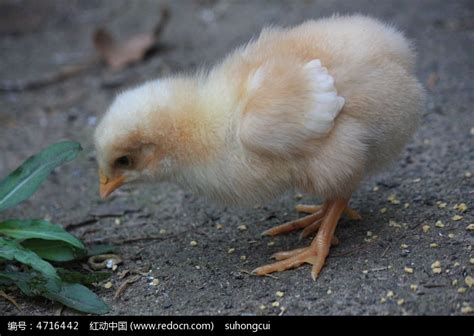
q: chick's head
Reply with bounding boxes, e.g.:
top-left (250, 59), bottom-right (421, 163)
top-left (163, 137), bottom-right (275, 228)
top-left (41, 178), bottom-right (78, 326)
top-left (94, 80), bottom-right (182, 198)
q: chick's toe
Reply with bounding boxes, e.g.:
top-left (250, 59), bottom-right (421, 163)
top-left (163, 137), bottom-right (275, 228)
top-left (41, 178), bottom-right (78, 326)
top-left (254, 198), bottom-right (348, 279)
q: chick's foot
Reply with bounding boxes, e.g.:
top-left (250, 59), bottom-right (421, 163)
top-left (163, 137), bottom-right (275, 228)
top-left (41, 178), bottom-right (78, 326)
top-left (261, 201), bottom-right (360, 238)
top-left (254, 198), bottom-right (348, 280)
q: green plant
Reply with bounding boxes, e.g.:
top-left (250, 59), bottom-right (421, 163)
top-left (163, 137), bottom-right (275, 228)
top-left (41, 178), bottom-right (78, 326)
top-left (0, 141), bottom-right (111, 314)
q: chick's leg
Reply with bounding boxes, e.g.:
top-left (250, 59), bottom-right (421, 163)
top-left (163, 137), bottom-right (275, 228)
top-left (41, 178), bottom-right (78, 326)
top-left (296, 203), bottom-right (362, 220)
top-left (261, 201), bottom-right (360, 238)
top-left (253, 198), bottom-right (348, 280)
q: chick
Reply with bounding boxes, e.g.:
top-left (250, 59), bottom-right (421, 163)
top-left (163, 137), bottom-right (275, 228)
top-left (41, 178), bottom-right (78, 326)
top-left (94, 15), bottom-right (425, 280)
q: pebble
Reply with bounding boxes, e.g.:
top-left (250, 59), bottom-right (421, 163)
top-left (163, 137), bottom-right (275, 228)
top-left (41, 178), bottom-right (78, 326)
top-left (276, 291), bottom-right (285, 298)
top-left (190, 240), bottom-right (198, 246)
top-left (387, 194), bottom-right (400, 205)
top-left (422, 225), bottom-right (431, 233)
top-left (435, 220), bottom-right (444, 228)
top-left (451, 215), bottom-right (463, 221)
top-left (465, 276), bottom-right (473, 288)
top-left (453, 203), bottom-right (468, 212)
top-left (404, 267), bottom-right (414, 274)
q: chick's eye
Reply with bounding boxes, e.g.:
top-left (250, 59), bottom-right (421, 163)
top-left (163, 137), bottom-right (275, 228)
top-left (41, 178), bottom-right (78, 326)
top-left (115, 156), bottom-right (132, 168)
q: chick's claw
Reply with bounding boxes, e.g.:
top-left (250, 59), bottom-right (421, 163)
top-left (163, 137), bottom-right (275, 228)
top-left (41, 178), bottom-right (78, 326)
top-left (255, 199), bottom-right (348, 279)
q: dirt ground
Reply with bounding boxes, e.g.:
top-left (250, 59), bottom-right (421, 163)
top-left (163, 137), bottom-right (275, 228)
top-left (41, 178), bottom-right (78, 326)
top-left (0, 0), bottom-right (473, 315)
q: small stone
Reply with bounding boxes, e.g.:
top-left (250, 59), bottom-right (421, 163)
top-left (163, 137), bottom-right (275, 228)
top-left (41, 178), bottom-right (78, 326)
top-left (276, 291), bottom-right (285, 298)
top-left (159, 229), bottom-right (166, 234)
top-left (465, 172), bottom-right (472, 178)
top-left (454, 262), bottom-right (461, 267)
top-left (389, 220), bottom-right (402, 228)
top-left (465, 276), bottom-right (474, 288)
top-left (430, 243), bottom-right (439, 248)
top-left (327, 289), bottom-right (332, 295)
top-left (397, 299), bottom-right (405, 306)
top-left (387, 290), bottom-right (395, 298)
top-left (437, 202), bottom-right (447, 209)
top-left (267, 241), bottom-right (275, 246)
top-left (451, 215), bottom-right (463, 221)
top-left (453, 203), bottom-right (468, 212)
top-left (104, 281), bottom-right (113, 289)
top-left (432, 268), bottom-right (442, 274)
top-left (227, 248), bottom-right (235, 254)
top-left (422, 225), bottom-right (430, 233)
top-left (469, 258), bottom-right (474, 265)
top-left (461, 306), bottom-right (473, 314)
top-left (114, 218), bottom-right (121, 225)
top-left (373, 186), bottom-right (379, 192)
top-left (466, 224), bottom-right (474, 231)
top-left (380, 207), bottom-right (387, 214)
top-left (362, 270), bottom-right (368, 274)
top-left (413, 178), bottom-right (421, 183)
top-left (435, 220), bottom-right (445, 228)
top-left (404, 267), bottom-right (414, 274)
top-left (240, 255), bottom-right (247, 261)
top-left (294, 193), bottom-right (303, 200)
top-left (151, 279), bottom-right (160, 286)
top-left (271, 301), bottom-right (280, 308)
top-left (216, 223), bottom-right (223, 229)
top-left (431, 261), bottom-right (441, 268)
top-left (404, 203), bottom-right (410, 209)
top-left (190, 240), bottom-right (198, 246)
top-left (195, 266), bottom-right (201, 270)
top-left (400, 243), bottom-right (409, 249)
top-left (457, 287), bottom-right (467, 294)
top-left (388, 194), bottom-right (400, 205)
top-left (380, 297), bottom-right (387, 303)
top-left (366, 231), bottom-right (373, 237)
top-left (452, 279), bottom-right (459, 286)
top-left (259, 304), bottom-right (266, 310)
top-left (410, 284), bottom-right (418, 292)
top-left (238, 224), bottom-right (247, 231)
top-left (448, 233), bottom-right (455, 239)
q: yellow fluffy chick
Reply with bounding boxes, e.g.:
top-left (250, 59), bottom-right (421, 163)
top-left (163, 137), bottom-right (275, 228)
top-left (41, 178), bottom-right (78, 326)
top-left (94, 15), bottom-right (425, 280)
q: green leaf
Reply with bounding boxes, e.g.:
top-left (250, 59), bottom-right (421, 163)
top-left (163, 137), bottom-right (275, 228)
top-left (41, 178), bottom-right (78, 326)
top-left (44, 282), bottom-right (109, 314)
top-left (21, 239), bottom-right (86, 262)
top-left (0, 270), bottom-right (109, 314)
top-left (0, 219), bottom-right (85, 250)
top-left (56, 268), bottom-right (111, 285)
top-left (0, 237), bottom-right (58, 280)
top-left (0, 141), bottom-right (82, 212)
top-left (87, 244), bottom-right (116, 256)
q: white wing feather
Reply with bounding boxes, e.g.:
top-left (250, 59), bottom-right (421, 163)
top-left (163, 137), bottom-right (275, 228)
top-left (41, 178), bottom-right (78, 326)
top-left (240, 59), bottom-right (345, 157)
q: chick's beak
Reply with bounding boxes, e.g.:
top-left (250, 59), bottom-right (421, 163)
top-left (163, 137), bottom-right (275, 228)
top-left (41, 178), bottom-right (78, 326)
top-left (99, 171), bottom-right (125, 199)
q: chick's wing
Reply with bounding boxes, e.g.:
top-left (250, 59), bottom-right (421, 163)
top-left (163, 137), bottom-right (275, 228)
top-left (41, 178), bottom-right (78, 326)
top-left (239, 59), bottom-right (345, 158)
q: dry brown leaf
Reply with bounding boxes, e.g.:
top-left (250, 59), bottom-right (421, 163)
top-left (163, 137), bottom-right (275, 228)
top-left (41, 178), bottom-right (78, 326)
top-left (93, 7), bottom-right (170, 71)
top-left (114, 275), bottom-right (141, 300)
